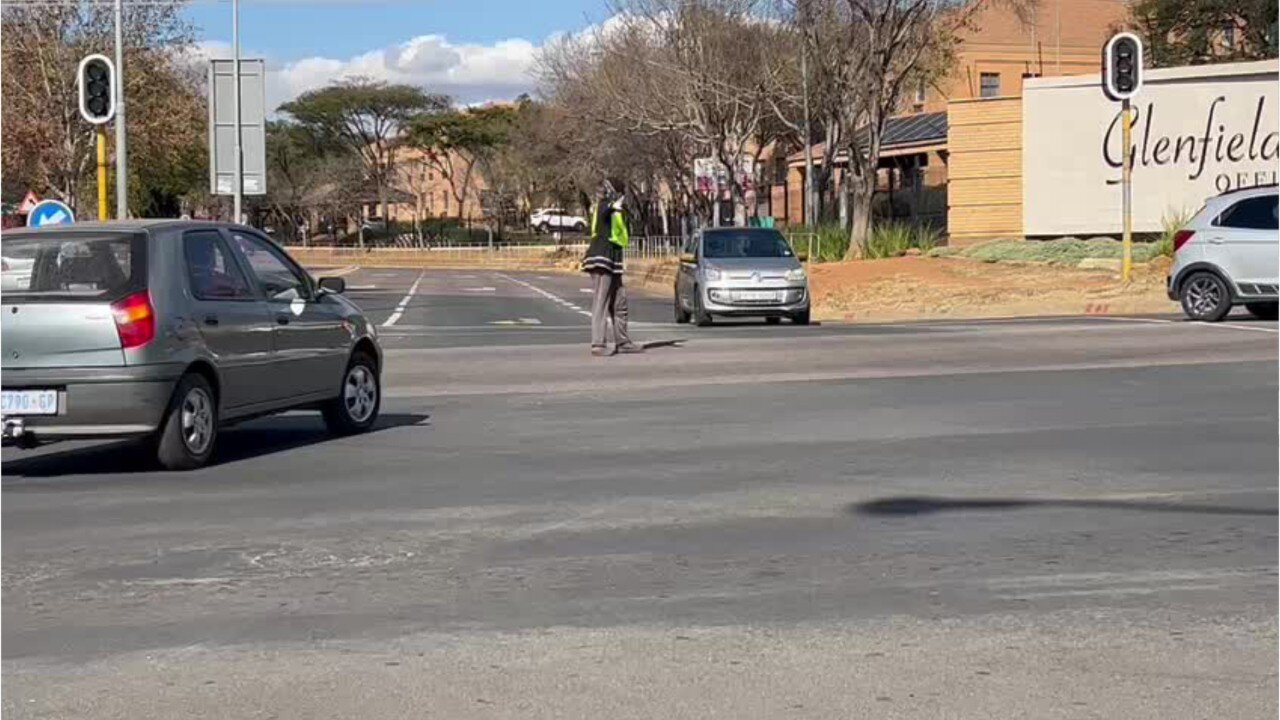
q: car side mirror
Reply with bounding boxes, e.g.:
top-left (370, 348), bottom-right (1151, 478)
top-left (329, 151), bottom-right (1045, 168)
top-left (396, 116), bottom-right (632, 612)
top-left (679, 253), bottom-right (697, 265)
top-left (317, 276), bottom-right (346, 294)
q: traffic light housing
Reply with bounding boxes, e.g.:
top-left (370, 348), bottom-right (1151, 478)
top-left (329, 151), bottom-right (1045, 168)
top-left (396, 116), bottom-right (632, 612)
top-left (78, 54), bottom-right (116, 124)
top-left (1103, 33), bottom-right (1143, 100)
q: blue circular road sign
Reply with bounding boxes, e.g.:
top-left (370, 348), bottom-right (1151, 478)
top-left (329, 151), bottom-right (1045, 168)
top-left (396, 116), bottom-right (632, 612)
top-left (26, 199), bottom-right (75, 228)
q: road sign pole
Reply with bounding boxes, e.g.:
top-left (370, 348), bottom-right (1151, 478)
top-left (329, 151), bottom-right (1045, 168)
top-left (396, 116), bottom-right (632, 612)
top-left (1121, 97), bottom-right (1133, 283)
top-left (113, 0), bottom-right (127, 219)
top-left (97, 127), bottom-right (109, 221)
top-left (232, 0), bottom-right (244, 224)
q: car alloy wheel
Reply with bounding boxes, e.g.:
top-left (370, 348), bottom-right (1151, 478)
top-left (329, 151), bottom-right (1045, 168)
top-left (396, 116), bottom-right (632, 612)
top-left (344, 364), bottom-right (378, 423)
top-left (1180, 272), bottom-right (1230, 322)
top-left (157, 373), bottom-right (218, 470)
top-left (180, 386), bottom-right (215, 455)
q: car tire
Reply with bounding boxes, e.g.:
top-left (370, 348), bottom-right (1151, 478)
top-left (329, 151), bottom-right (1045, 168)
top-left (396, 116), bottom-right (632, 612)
top-left (1245, 302), bottom-right (1278, 321)
top-left (156, 373), bottom-right (218, 471)
top-left (765, 316), bottom-right (782, 325)
top-left (674, 289), bottom-right (691, 324)
top-left (1179, 271), bottom-right (1232, 322)
top-left (538, 223), bottom-right (551, 234)
top-left (323, 352), bottom-right (381, 435)
top-left (791, 309), bottom-right (811, 325)
top-left (574, 222), bottom-right (587, 233)
top-left (693, 286), bottom-right (713, 327)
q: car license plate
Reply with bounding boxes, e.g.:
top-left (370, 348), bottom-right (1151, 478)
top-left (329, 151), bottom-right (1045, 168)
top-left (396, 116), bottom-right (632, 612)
top-left (737, 290), bottom-right (779, 301)
top-left (1, 389), bottom-right (58, 416)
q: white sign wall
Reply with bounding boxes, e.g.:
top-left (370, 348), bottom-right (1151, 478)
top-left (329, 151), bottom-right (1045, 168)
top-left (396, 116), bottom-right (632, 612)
top-left (1023, 60), bottom-right (1278, 236)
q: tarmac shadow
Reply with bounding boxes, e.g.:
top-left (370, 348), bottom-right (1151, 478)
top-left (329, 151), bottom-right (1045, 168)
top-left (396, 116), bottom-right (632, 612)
top-left (2, 412), bottom-right (431, 478)
top-left (642, 339), bottom-right (685, 351)
top-left (850, 495), bottom-right (1276, 518)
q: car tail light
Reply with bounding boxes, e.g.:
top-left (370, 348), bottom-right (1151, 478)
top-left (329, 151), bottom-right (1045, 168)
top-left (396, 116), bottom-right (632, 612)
top-left (1172, 229), bottom-right (1195, 252)
top-left (110, 290), bottom-right (155, 349)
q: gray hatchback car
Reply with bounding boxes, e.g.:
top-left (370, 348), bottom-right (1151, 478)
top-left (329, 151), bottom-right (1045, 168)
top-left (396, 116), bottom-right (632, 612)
top-left (1, 220), bottom-right (382, 469)
top-left (674, 227), bottom-right (810, 326)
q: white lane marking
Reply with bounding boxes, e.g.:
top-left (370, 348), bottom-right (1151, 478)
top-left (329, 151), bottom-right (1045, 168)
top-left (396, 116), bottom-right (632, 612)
top-left (463, 286), bottom-right (497, 292)
top-left (329, 265), bottom-right (360, 277)
top-left (579, 288), bottom-right (593, 294)
top-left (496, 272), bottom-right (592, 318)
top-left (381, 271), bottom-right (425, 327)
top-left (346, 285), bottom-right (378, 291)
top-left (379, 324), bottom-right (595, 332)
top-left (488, 318), bottom-right (544, 326)
top-left (1215, 322), bottom-right (1279, 334)
top-left (1093, 315), bottom-right (1279, 334)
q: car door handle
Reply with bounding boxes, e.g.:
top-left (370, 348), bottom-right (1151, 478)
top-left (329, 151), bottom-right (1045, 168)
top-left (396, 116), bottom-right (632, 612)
top-left (203, 314), bottom-right (219, 326)
top-left (1208, 236), bottom-right (1226, 244)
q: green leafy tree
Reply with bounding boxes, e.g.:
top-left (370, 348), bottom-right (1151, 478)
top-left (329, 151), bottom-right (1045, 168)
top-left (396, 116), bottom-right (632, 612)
top-left (1130, 0), bottom-right (1279, 66)
top-left (278, 78), bottom-right (447, 224)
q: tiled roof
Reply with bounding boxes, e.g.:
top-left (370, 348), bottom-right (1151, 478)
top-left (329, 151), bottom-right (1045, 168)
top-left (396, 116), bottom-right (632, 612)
top-left (787, 111), bottom-right (948, 162)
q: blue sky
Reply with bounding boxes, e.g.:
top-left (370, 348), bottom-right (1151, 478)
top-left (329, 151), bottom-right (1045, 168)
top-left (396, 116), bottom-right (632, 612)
top-left (186, 0), bottom-right (608, 109)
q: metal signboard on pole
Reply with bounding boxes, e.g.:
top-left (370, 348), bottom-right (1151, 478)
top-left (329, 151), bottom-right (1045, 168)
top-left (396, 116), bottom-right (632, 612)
top-left (208, 58), bottom-right (267, 201)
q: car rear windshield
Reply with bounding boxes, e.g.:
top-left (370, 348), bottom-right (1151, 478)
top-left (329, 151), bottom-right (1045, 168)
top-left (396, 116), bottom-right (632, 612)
top-left (703, 230), bottom-right (795, 259)
top-left (1, 232), bottom-right (145, 302)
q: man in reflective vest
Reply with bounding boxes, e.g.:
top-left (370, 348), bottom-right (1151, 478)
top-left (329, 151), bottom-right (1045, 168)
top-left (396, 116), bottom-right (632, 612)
top-left (581, 180), bottom-right (643, 356)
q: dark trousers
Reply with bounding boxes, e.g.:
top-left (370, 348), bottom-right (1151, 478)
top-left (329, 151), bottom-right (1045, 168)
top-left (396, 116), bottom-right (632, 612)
top-left (589, 271), bottom-right (631, 348)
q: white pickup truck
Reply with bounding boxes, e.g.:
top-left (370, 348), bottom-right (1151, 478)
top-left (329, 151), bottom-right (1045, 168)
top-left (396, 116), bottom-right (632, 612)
top-left (530, 208), bottom-right (588, 234)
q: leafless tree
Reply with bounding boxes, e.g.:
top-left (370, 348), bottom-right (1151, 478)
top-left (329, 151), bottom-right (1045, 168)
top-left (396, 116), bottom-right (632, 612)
top-left (538, 0), bottom-right (798, 226)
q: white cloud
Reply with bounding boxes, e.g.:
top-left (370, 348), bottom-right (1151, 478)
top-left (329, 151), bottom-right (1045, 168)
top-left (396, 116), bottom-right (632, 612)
top-left (191, 34), bottom-right (540, 112)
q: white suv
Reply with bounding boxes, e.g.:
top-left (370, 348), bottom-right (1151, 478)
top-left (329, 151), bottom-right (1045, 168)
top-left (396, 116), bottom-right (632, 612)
top-left (1168, 185), bottom-right (1278, 322)
top-left (529, 208), bottom-right (587, 234)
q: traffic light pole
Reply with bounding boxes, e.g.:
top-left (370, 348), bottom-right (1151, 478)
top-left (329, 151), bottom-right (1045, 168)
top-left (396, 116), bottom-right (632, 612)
top-left (1121, 97), bottom-right (1133, 283)
top-left (97, 127), bottom-right (109, 221)
top-left (113, 0), bottom-right (127, 219)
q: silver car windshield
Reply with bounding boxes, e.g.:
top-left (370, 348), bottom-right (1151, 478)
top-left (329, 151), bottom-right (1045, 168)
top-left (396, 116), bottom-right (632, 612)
top-left (703, 230), bottom-right (794, 259)
top-left (1, 232), bottom-right (143, 301)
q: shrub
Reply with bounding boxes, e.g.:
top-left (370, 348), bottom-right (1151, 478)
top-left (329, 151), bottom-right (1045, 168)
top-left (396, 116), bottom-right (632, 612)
top-left (1156, 207), bottom-right (1194, 258)
top-left (865, 222), bottom-right (939, 259)
top-left (865, 223), bottom-right (911, 259)
top-left (955, 237), bottom-right (1168, 265)
top-left (910, 224), bottom-right (943, 253)
top-left (815, 223), bottom-right (851, 262)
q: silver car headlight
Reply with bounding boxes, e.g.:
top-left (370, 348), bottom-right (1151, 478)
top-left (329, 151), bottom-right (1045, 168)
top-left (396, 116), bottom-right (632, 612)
top-left (785, 267), bottom-right (806, 282)
top-left (704, 267), bottom-right (723, 281)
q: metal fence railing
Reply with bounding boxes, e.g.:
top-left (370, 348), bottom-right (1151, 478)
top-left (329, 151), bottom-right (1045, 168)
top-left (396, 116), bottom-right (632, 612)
top-left (282, 232), bottom-right (837, 266)
top-left (624, 235), bottom-right (684, 260)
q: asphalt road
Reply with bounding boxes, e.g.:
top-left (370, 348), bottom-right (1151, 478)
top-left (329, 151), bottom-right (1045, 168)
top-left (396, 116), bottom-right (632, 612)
top-left (3, 268), bottom-right (1277, 719)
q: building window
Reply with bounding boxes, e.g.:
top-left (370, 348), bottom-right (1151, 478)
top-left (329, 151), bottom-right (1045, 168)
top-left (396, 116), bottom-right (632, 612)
top-left (979, 72), bottom-right (1000, 98)
top-left (914, 81), bottom-right (927, 110)
top-left (1222, 23), bottom-right (1236, 51)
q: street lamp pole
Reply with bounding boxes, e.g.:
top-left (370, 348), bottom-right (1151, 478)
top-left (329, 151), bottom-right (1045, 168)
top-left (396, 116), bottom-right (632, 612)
top-left (232, 0), bottom-right (244, 224)
top-left (113, 0), bottom-right (127, 218)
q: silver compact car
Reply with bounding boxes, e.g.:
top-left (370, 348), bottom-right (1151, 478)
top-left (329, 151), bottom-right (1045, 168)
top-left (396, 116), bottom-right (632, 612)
top-left (674, 228), bottom-right (810, 326)
top-left (1, 220), bottom-right (382, 470)
top-left (1167, 185), bottom-right (1279, 322)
